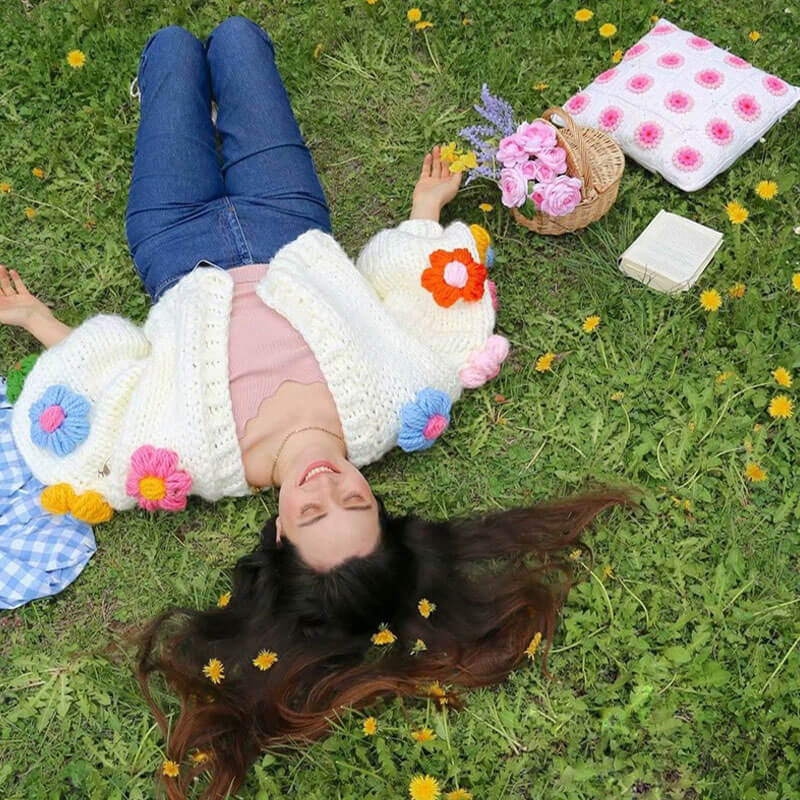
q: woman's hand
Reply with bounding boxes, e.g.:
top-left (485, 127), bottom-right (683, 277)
top-left (410, 145), bottom-right (463, 222)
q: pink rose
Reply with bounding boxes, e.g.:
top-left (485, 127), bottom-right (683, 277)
top-left (499, 166), bottom-right (528, 208)
top-left (515, 120), bottom-right (557, 155)
top-left (497, 134), bottom-right (529, 167)
top-left (535, 146), bottom-right (567, 174)
top-left (533, 174), bottom-right (583, 217)
top-left (521, 158), bottom-right (555, 183)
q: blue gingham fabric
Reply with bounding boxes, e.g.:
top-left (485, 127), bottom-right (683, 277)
top-left (0, 378), bottom-right (96, 609)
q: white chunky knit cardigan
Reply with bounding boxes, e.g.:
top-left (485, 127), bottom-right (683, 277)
top-left (11, 219), bottom-right (498, 511)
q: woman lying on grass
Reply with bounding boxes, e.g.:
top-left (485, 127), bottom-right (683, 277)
top-left (0, 15), bottom-right (631, 798)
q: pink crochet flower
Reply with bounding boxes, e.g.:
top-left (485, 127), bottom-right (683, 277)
top-left (733, 94), bottom-right (761, 121)
top-left (657, 51), bottom-right (684, 69)
top-left (598, 105), bottom-right (624, 132)
top-left (565, 93), bottom-right (590, 114)
top-left (634, 121), bottom-right (663, 149)
top-left (672, 146), bottom-right (703, 172)
top-left (664, 90), bottom-right (694, 113)
top-left (487, 280), bottom-right (498, 311)
top-left (694, 69), bottom-right (724, 89)
top-left (624, 42), bottom-right (649, 60)
top-left (126, 445), bottom-right (193, 512)
top-left (459, 335), bottom-right (510, 389)
top-left (724, 54), bottom-right (751, 69)
top-left (626, 74), bottom-right (654, 94)
top-left (651, 22), bottom-right (676, 35)
top-left (595, 68), bottom-right (618, 84)
top-left (763, 75), bottom-right (788, 96)
top-left (687, 35), bottom-right (712, 50)
top-left (706, 118), bottom-right (734, 146)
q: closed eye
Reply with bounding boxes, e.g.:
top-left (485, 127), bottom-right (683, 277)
top-left (297, 503), bottom-right (373, 528)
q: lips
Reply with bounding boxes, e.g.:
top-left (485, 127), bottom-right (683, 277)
top-left (298, 461), bottom-right (340, 486)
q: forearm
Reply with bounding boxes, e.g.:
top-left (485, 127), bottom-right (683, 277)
top-left (409, 198), bottom-right (441, 222)
top-left (25, 309), bottom-right (72, 348)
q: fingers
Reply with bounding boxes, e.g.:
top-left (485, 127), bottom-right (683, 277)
top-left (420, 152), bottom-right (432, 179)
top-left (10, 269), bottom-right (29, 296)
top-left (0, 265), bottom-right (13, 296)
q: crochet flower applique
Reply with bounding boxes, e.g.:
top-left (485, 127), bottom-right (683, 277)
top-left (459, 335), bottom-right (510, 388)
top-left (126, 444), bottom-right (192, 511)
top-left (398, 388), bottom-right (452, 452)
top-left (29, 384), bottom-right (90, 456)
top-left (422, 248), bottom-right (487, 308)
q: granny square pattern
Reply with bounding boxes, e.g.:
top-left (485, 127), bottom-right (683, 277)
top-left (563, 19), bottom-right (800, 191)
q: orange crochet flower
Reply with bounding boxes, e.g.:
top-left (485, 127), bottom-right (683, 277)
top-left (421, 248), bottom-right (487, 308)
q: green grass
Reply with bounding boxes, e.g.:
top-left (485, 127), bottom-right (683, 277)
top-left (1, 0), bottom-right (799, 798)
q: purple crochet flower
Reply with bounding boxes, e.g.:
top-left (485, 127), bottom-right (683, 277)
top-left (397, 388), bottom-right (452, 452)
top-left (29, 385), bottom-right (90, 457)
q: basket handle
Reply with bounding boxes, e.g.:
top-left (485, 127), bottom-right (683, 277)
top-left (541, 106), bottom-right (595, 193)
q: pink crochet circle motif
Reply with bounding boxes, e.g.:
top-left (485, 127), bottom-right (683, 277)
top-left (624, 42), bottom-right (649, 60)
top-left (672, 146), bottom-right (703, 171)
top-left (596, 68), bottom-right (618, 84)
top-left (565, 93), bottom-right (589, 113)
top-left (657, 52), bottom-right (684, 69)
top-left (763, 75), bottom-right (788, 96)
top-left (651, 23), bottom-right (676, 35)
top-left (695, 69), bottom-right (724, 89)
top-left (626, 74), bottom-right (654, 94)
top-left (687, 35), bottom-right (712, 50)
top-left (705, 118), bottom-right (734, 146)
top-left (39, 405), bottom-right (65, 434)
top-left (634, 121), bottom-right (663, 149)
top-left (423, 414), bottom-right (448, 440)
top-left (664, 91), bottom-right (694, 113)
top-left (733, 94), bottom-right (761, 121)
top-left (724, 54), bottom-right (751, 69)
top-left (598, 105), bottom-right (624, 132)
top-left (443, 260), bottom-right (469, 288)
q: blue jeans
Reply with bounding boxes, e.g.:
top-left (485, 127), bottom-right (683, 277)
top-left (125, 16), bottom-right (332, 301)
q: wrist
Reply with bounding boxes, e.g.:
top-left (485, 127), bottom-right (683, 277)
top-left (24, 304), bottom-right (54, 332)
top-left (410, 198), bottom-right (441, 221)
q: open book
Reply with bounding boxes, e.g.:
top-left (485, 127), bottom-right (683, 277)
top-left (618, 210), bottom-right (723, 293)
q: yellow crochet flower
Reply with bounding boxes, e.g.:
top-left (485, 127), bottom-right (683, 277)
top-left (768, 395), bottom-right (793, 418)
top-left (728, 283), bottom-right (746, 299)
top-left (252, 649), bottom-right (279, 671)
top-left (409, 774), bottom-right (441, 800)
top-left (725, 201), bottom-right (748, 224)
top-left (469, 223), bottom-right (491, 263)
top-left (535, 352), bottom-right (555, 372)
top-left (363, 716), bottom-right (377, 735)
top-left (418, 597), bottom-right (437, 618)
top-left (371, 625), bottom-right (397, 645)
top-left (745, 462), bottom-right (767, 482)
top-left (407, 8), bottom-right (422, 22)
top-left (162, 760), bottom-right (180, 778)
top-left (202, 658), bottom-right (225, 685)
top-left (582, 315), bottom-right (600, 333)
top-left (524, 632), bottom-right (542, 659)
top-left (574, 8), bottom-right (594, 22)
top-left (700, 289), bottom-right (722, 312)
top-left (66, 49), bottom-right (87, 68)
top-left (411, 727), bottom-right (436, 742)
top-left (772, 367), bottom-right (792, 388)
top-left (755, 180), bottom-right (778, 200)
top-left (599, 23), bottom-right (617, 38)
top-left (611, 49), bottom-right (623, 63)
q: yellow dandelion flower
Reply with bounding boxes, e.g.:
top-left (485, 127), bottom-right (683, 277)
top-left (407, 8), bottom-right (422, 22)
top-left (409, 773), bottom-right (441, 800)
top-left (755, 180), bottom-right (778, 200)
top-left (0, 181), bottom-right (11, 193)
top-left (217, 591), bottom-right (231, 607)
top-left (772, 367), bottom-right (792, 388)
top-left (415, 20), bottom-right (434, 30)
top-left (535, 352), bottom-right (555, 372)
top-left (745, 462), bottom-right (767, 482)
top-left (462, 18), bottom-right (471, 26)
top-left (582, 314), bottom-right (600, 333)
top-left (725, 201), bottom-right (748, 224)
top-left (748, 30), bottom-right (761, 42)
top-left (533, 82), bottom-right (549, 91)
top-left (768, 395), bottom-right (793, 418)
top-left (610, 390), bottom-right (624, 401)
top-left (793, 273), bottom-right (800, 292)
top-left (611, 48), bottom-right (623, 63)
top-left (366, 0), bottom-right (378, 4)
top-left (449, 151), bottom-right (477, 172)
top-left (371, 626), bottom-right (397, 645)
top-left (525, 632), bottom-right (542, 660)
top-left (190, 751), bottom-right (209, 764)
top-left (252, 649), bottom-right (278, 671)
top-left (447, 791), bottom-right (473, 800)
top-left (363, 716), bottom-right (378, 735)
top-left (716, 371), bottom-right (735, 384)
top-left (66, 49), bottom-right (87, 68)
top-left (728, 283), bottom-right (746, 299)
top-left (32, 167), bottom-right (44, 179)
top-left (478, 202), bottom-right (493, 212)
top-left (25, 206), bottom-right (36, 219)
top-left (162, 760), bottom-right (180, 778)
top-left (574, 8), bottom-right (594, 22)
top-left (418, 598), bottom-right (437, 618)
top-left (411, 727), bottom-right (437, 742)
top-left (439, 141), bottom-right (458, 163)
top-left (650, 15), bottom-right (660, 23)
top-left (426, 681), bottom-right (446, 698)
top-left (602, 564), bottom-right (614, 579)
top-left (569, 548), bottom-right (582, 560)
top-left (202, 658), bottom-right (224, 685)
top-left (754, 423), bottom-right (763, 432)
top-left (700, 289), bottom-right (722, 312)
top-left (313, 43), bottom-right (323, 59)
top-left (599, 23), bottom-right (617, 38)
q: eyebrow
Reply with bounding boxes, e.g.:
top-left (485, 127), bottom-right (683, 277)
top-left (297, 504), bottom-right (373, 528)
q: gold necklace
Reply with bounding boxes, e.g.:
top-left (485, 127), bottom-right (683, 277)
top-left (255, 425), bottom-right (345, 492)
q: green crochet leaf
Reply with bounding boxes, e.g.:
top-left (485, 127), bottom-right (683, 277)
top-left (6, 352), bottom-right (39, 404)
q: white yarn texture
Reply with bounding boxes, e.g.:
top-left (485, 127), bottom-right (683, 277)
top-left (12, 220), bottom-right (496, 508)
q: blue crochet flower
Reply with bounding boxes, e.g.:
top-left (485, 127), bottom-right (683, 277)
top-left (29, 385), bottom-right (90, 457)
top-left (398, 388), bottom-right (452, 452)
top-left (485, 245), bottom-right (495, 269)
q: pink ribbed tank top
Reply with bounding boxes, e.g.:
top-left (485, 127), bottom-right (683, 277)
top-left (227, 263), bottom-right (326, 440)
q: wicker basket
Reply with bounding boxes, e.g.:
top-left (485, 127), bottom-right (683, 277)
top-left (511, 106), bottom-right (625, 235)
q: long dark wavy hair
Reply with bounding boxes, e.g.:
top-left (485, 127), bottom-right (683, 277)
top-left (136, 489), bottom-right (633, 798)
